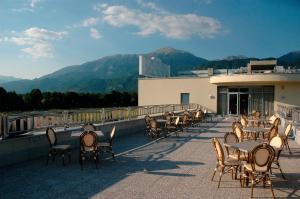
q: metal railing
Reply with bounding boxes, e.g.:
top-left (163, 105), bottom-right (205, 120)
top-left (277, 104), bottom-right (300, 124)
top-left (0, 103), bottom-right (201, 139)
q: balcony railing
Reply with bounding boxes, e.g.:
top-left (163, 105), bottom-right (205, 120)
top-left (277, 104), bottom-right (300, 124)
top-left (0, 103), bottom-right (201, 139)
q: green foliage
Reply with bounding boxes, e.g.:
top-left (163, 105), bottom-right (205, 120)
top-left (0, 87), bottom-right (137, 112)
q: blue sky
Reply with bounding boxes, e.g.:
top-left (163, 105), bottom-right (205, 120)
top-left (0, 0), bottom-right (299, 79)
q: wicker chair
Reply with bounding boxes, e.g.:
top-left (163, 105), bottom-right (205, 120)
top-left (242, 143), bottom-right (275, 198)
top-left (83, 123), bottom-right (96, 131)
top-left (282, 123), bottom-right (293, 154)
top-left (224, 132), bottom-right (247, 161)
top-left (98, 126), bottom-right (116, 160)
top-left (265, 115), bottom-right (278, 128)
top-left (269, 136), bottom-right (285, 179)
top-left (144, 115), bottom-right (152, 137)
top-left (264, 126), bottom-right (278, 141)
top-left (240, 116), bottom-right (249, 128)
top-left (234, 125), bottom-right (245, 142)
top-left (46, 128), bottom-right (71, 166)
top-left (149, 119), bottom-right (162, 138)
top-left (166, 116), bottom-right (180, 136)
top-left (79, 131), bottom-right (99, 170)
top-left (211, 138), bottom-right (242, 188)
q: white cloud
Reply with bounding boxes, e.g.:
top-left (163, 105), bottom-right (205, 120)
top-left (30, 0), bottom-right (41, 8)
top-left (81, 17), bottom-right (99, 27)
top-left (4, 27), bottom-right (67, 59)
top-left (101, 5), bottom-right (221, 39)
top-left (90, 28), bottom-right (102, 39)
top-left (136, 0), bottom-right (167, 13)
top-left (93, 3), bottom-right (108, 11)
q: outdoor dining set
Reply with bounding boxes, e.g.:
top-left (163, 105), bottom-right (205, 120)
top-left (211, 111), bottom-right (293, 198)
top-left (45, 124), bottom-right (116, 169)
top-left (144, 109), bottom-right (205, 138)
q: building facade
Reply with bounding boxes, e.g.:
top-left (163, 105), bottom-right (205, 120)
top-left (138, 60), bottom-right (300, 116)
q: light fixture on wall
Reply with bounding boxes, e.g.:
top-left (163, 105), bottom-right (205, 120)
top-left (209, 94), bottom-right (215, 99)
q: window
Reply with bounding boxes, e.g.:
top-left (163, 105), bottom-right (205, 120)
top-left (180, 93), bottom-right (190, 104)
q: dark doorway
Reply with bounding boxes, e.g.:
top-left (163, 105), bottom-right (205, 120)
top-left (239, 94), bottom-right (249, 115)
top-left (229, 93), bottom-right (238, 115)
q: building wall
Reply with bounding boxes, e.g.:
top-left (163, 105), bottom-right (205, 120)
top-left (274, 83), bottom-right (300, 111)
top-left (138, 77), bottom-right (218, 112)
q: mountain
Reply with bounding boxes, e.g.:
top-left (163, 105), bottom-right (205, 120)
top-left (0, 75), bottom-right (21, 84)
top-left (1, 48), bottom-right (299, 94)
top-left (1, 48), bottom-right (207, 93)
top-left (278, 51), bottom-right (300, 68)
top-left (223, 55), bottom-right (248, 61)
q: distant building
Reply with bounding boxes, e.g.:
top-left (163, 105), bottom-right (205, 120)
top-left (138, 55), bottom-right (170, 77)
top-left (138, 60), bottom-right (300, 115)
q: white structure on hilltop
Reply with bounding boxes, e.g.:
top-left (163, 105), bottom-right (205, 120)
top-left (139, 55), bottom-right (170, 77)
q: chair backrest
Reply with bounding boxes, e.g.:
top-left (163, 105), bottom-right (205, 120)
top-left (212, 138), bottom-right (225, 166)
top-left (273, 117), bottom-right (281, 127)
top-left (224, 132), bottom-right (239, 145)
top-left (240, 117), bottom-right (248, 127)
top-left (269, 136), bottom-right (284, 150)
top-left (174, 116), bottom-right (180, 125)
top-left (145, 115), bottom-right (151, 127)
top-left (284, 123), bottom-right (293, 137)
top-left (195, 111), bottom-right (200, 118)
top-left (83, 123), bottom-right (95, 131)
top-left (80, 131), bottom-right (97, 151)
top-left (166, 115), bottom-right (172, 125)
top-left (251, 144), bottom-right (275, 172)
top-left (268, 126), bottom-right (278, 140)
top-left (109, 126), bottom-right (116, 145)
top-left (150, 119), bottom-right (157, 129)
top-left (269, 115), bottom-right (277, 124)
top-left (234, 126), bottom-right (244, 142)
top-left (255, 111), bottom-right (261, 118)
top-left (182, 114), bottom-right (189, 124)
top-left (46, 128), bottom-right (57, 146)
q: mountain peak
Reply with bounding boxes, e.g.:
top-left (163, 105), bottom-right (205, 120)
top-left (153, 47), bottom-right (186, 54)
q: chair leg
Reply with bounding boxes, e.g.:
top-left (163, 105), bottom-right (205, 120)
top-left (250, 174), bottom-right (255, 198)
top-left (111, 150), bottom-right (116, 161)
top-left (268, 175), bottom-right (275, 199)
top-left (211, 167), bottom-right (217, 181)
top-left (217, 172), bottom-right (223, 188)
top-left (286, 140), bottom-right (292, 154)
top-left (276, 162), bottom-right (285, 179)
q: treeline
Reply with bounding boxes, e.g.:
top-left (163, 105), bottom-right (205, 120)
top-left (0, 87), bottom-right (138, 112)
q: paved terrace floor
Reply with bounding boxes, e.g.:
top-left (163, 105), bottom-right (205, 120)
top-left (1, 118), bottom-right (300, 199)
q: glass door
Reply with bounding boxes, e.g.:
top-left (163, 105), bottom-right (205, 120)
top-left (239, 94), bottom-right (249, 115)
top-left (228, 93), bottom-right (238, 115)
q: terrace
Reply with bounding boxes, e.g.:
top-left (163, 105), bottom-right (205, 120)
top-left (1, 109), bottom-right (300, 199)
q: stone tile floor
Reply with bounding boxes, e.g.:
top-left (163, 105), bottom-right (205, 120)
top-left (1, 119), bottom-right (300, 199)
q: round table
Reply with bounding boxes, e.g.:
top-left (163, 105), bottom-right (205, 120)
top-left (243, 127), bottom-right (269, 140)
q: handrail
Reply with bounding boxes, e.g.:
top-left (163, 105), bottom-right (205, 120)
top-left (0, 103), bottom-right (202, 139)
top-left (277, 104), bottom-right (300, 124)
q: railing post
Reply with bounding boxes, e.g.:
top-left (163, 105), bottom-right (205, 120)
top-left (128, 107), bottom-right (131, 120)
top-left (101, 108), bottom-right (105, 124)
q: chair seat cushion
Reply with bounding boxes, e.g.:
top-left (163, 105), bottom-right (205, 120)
top-left (229, 153), bottom-right (247, 161)
top-left (243, 162), bottom-right (267, 173)
top-left (224, 159), bottom-right (242, 166)
top-left (52, 145), bottom-right (71, 150)
top-left (98, 142), bottom-right (111, 147)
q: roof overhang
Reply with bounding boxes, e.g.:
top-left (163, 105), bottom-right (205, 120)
top-left (210, 74), bottom-right (300, 85)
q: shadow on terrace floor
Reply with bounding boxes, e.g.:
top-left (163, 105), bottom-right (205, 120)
top-left (0, 121), bottom-right (218, 199)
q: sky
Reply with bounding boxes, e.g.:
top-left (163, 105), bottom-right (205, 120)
top-left (0, 0), bottom-right (300, 79)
